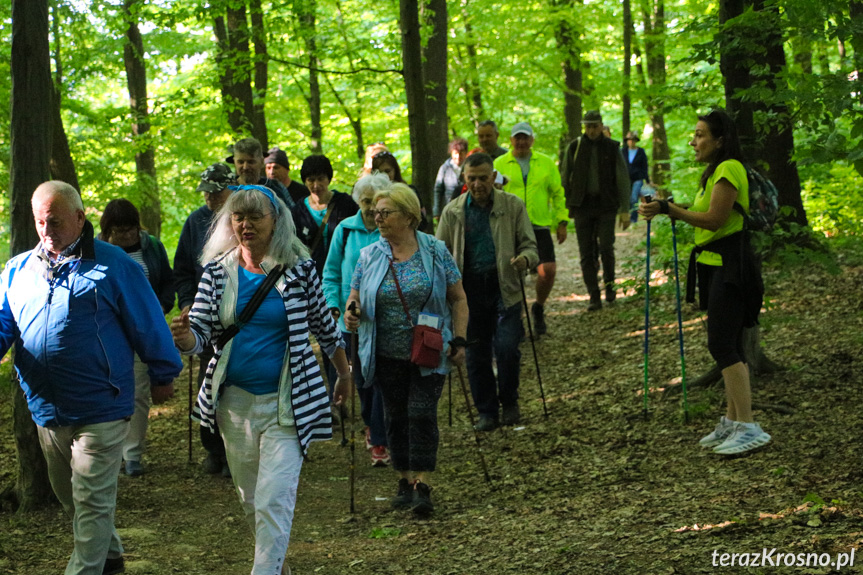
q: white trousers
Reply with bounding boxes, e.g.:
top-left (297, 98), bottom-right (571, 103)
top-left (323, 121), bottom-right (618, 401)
top-left (38, 419), bottom-right (129, 575)
top-left (122, 356), bottom-right (151, 462)
top-left (217, 386), bottom-right (303, 575)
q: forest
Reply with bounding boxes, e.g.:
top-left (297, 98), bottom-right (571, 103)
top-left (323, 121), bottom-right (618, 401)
top-left (2, 0), bottom-right (863, 573)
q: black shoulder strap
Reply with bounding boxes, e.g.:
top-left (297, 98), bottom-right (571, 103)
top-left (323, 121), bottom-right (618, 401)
top-left (215, 263), bottom-right (286, 349)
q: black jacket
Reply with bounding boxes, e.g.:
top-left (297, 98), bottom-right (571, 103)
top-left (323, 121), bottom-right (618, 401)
top-left (623, 147), bottom-right (650, 183)
top-left (292, 190), bottom-right (359, 276)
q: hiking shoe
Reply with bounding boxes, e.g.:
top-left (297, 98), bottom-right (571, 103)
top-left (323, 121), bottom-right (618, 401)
top-left (364, 426), bottom-right (372, 450)
top-left (501, 404), bottom-right (521, 426)
top-left (474, 414), bottom-right (498, 432)
top-left (531, 303), bottom-right (547, 335)
top-left (124, 460), bottom-right (144, 477)
top-left (391, 478), bottom-right (413, 510)
top-left (588, 292), bottom-right (602, 312)
top-left (201, 453), bottom-right (222, 474)
top-left (713, 422), bottom-right (771, 455)
top-left (102, 556), bottom-right (125, 575)
top-left (699, 417), bottom-right (734, 448)
top-left (412, 482), bottom-right (434, 515)
top-left (370, 445), bottom-right (391, 467)
top-left (605, 285), bottom-right (616, 304)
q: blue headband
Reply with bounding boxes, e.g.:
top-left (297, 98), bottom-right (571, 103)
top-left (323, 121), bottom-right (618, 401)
top-left (229, 185), bottom-right (280, 215)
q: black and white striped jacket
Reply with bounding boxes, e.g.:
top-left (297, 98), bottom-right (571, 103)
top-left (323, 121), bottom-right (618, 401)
top-left (185, 250), bottom-right (343, 455)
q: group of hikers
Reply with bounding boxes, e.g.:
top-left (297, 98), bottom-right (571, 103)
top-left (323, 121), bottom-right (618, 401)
top-left (0, 107), bottom-right (769, 575)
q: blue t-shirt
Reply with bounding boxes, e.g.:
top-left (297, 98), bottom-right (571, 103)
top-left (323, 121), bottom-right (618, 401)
top-left (351, 247), bottom-right (461, 360)
top-left (224, 266), bottom-right (290, 395)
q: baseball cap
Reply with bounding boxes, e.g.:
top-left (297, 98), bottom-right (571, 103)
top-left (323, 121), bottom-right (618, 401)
top-left (196, 163), bottom-right (237, 193)
top-left (511, 122), bottom-right (534, 137)
top-left (582, 110), bottom-right (603, 125)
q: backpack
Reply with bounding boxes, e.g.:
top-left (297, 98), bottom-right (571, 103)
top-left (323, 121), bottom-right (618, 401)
top-left (734, 166), bottom-right (779, 232)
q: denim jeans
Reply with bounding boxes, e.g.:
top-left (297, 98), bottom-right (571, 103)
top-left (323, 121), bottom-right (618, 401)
top-left (463, 272), bottom-right (524, 418)
top-left (629, 179), bottom-right (644, 223)
top-left (339, 331), bottom-right (387, 446)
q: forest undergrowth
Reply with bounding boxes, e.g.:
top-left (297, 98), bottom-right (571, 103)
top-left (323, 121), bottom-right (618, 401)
top-left (1, 225), bottom-right (862, 575)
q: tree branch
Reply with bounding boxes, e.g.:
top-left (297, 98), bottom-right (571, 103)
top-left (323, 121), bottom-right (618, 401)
top-left (268, 55), bottom-right (402, 76)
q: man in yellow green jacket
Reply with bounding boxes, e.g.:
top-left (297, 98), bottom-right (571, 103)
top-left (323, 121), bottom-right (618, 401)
top-left (493, 122), bottom-right (569, 335)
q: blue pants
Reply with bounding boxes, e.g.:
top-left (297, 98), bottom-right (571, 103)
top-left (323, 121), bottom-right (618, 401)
top-left (464, 272), bottom-right (524, 418)
top-left (630, 179), bottom-right (644, 223)
top-left (326, 332), bottom-right (388, 446)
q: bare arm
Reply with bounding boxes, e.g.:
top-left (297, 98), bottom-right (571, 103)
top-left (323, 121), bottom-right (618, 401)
top-left (639, 178), bottom-right (738, 232)
top-left (446, 280), bottom-right (468, 366)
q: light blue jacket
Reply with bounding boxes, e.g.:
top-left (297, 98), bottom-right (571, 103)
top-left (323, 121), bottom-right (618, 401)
top-left (354, 232), bottom-right (455, 386)
top-left (322, 212), bottom-right (380, 333)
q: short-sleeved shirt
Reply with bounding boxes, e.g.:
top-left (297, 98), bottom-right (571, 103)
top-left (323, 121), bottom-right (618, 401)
top-left (693, 160), bottom-right (748, 266)
top-left (351, 247), bottom-right (460, 359)
top-left (224, 266), bottom-right (290, 395)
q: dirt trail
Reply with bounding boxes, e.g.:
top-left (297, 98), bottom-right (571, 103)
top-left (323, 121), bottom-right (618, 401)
top-left (2, 225), bottom-right (863, 575)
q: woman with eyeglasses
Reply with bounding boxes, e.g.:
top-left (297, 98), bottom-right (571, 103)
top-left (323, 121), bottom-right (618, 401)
top-left (345, 183), bottom-right (468, 515)
top-left (322, 173), bottom-right (392, 467)
top-left (639, 109), bottom-right (769, 456)
top-left (171, 185), bottom-right (351, 575)
top-left (98, 198), bottom-right (174, 477)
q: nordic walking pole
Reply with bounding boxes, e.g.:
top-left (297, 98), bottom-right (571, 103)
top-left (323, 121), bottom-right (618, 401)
top-left (447, 373), bottom-right (453, 427)
top-left (348, 302), bottom-right (359, 514)
top-left (188, 356), bottom-right (194, 463)
top-left (519, 275), bottom-right (549, 418)
top-left (643, 201), bottom-right (652, 420)
top-left (670, 215), bottom-right (690, 423)
top-left (454, 365), bottom-right (492, 484)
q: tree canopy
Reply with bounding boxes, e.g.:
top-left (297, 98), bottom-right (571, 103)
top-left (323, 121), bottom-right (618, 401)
top-left (1, 0), bottom-right (862, 257)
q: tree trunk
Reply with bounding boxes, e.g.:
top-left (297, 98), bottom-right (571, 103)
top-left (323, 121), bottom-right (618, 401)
top-left (9, 0), bottom-right (55, 514)
top-left (642, 0), bottom-right (670, 187)
top-left (299, 0), bottom-right (323, 154)
top-left (623, 0), bottom-right (632, 137)
top-left (422, 0), bottom-right (449, 184)
top-left (850, 0), bottom-right (863, 77)
top-left (400, 0), bottom-right (434, 210)
top-left (49, 2), bottom-right (78, 190)
top-left (555, 0), bottom-right (585, 155)
top-left (123, 0), bottom-right (160, 237)
top-left (719, 0), bottom-right (807, 226)
top-left (249, 0), bottom-right (268, 150)
top-left (464, 22), bottom-right (484, 123)
top-left (215, 3), bottom-right (256, 138)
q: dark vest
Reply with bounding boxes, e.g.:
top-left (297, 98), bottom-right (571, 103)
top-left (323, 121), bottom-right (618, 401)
top-left (565, 136), bottom-right (621, 212)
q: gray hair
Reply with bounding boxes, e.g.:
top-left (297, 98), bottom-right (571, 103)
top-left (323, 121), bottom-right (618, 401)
top-left (233, 137), bottom-right (263, 158)
top-left (200, 187), bottom-right (309, 268)
top-left (32, 180), bottom-right (84, 211)
top-left (352, 172), bottom-right (392, 203)
top-left (477, 120), bottom-right (499, 132)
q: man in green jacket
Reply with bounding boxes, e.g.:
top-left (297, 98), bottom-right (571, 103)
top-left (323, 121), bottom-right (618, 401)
top-left (437, 153), bottom-right (539, 431)
top-left (494, 122), bottom-right (569, 335)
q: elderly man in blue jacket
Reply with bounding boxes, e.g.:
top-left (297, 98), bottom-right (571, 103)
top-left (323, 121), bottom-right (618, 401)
top-left (0, 181), bottom-right (183, 575)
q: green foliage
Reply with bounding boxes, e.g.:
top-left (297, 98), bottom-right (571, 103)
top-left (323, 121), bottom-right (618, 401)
top-left (368, 526), bottom-right (401, 539)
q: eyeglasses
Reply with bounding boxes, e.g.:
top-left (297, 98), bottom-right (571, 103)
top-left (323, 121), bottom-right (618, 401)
top-left (231, 212), bottom-right (270, 223)
top-left (372, 209), bottom-right (401, 220)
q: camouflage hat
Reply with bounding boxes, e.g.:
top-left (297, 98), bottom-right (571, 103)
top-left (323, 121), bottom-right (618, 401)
top-left (196, 163), bottom-right (237, 193)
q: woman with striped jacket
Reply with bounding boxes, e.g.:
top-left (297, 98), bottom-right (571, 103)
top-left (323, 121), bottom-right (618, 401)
top-left (171, 185), bottom-right (351, 575)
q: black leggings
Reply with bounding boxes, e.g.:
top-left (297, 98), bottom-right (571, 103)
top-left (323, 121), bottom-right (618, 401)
top-left (705, 265), bottom-right (746, 370)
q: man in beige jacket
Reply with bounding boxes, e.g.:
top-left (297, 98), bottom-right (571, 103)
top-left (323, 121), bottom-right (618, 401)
top-left (436, 153), bottom-right (539, 431)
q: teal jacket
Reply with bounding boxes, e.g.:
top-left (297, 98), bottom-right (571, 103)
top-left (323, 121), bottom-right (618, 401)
top-left (322, 212), bottom-right (380, 333)
top-left (494, 150), bottom-right (569, 228)
top-left (354, 232), bottom-right (454, 387)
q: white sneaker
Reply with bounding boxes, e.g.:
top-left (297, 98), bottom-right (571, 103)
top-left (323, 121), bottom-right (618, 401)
top-left (713, 422), bottom-right (771, 455)
top-left (699, 417), bottom-right (734, 448)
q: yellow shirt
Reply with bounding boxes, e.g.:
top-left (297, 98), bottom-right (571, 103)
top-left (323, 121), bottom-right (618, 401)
top-left (693, 160), bottom-right (748, 266)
